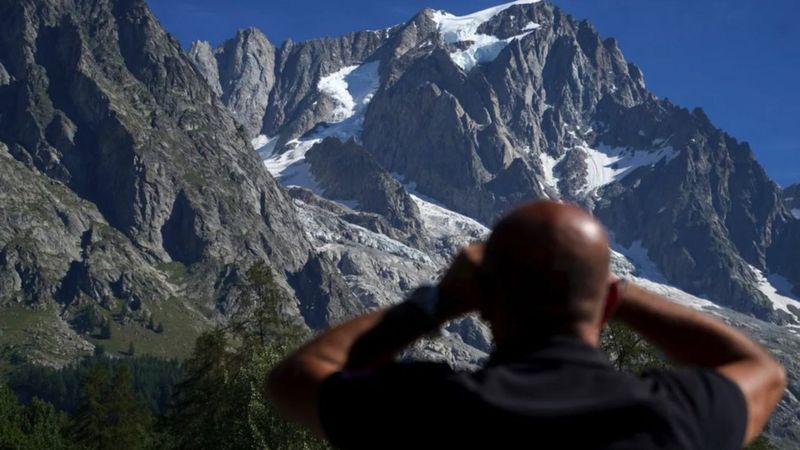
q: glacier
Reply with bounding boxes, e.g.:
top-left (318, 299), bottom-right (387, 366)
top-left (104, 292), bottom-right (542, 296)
top-left (431, 0), bottom-right (542, 72)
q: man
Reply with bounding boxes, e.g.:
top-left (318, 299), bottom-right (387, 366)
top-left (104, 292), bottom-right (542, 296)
top-left (267, 201), bottom-right (786, 449)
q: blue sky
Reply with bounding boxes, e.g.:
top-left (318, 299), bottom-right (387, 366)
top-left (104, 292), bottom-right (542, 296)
top-left (148, 0), bottom-right (800, 187)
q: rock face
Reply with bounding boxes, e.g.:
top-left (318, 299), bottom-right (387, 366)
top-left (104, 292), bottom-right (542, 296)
top-left (784, 184), bottom-right (800, 217)
top-left (225, 0), bottom-right (800, 326)
top-left (187, 41), bottom-right (222, 96)
top-left (0, 0), bottom-right (362, 362)
top-left (188, 28), bottom-right (276, 138)
top-left (305, 137), bottom-right (424, 238)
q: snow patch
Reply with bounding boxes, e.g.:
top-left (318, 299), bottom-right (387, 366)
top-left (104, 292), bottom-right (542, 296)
top-left (264, 138), bottom-right (323, 192)
top-left (431, 1), bottom-right (541, 71)
top-left (611, 246), bottom-right (718, 311)
top-left (538, 151), bottom-right (564, 193)
top-left (251, 135), bottom-right (279, 159)
top-left (750, 266), bottom-right (800, 319)
top-left (293, 198), bottom-right (433, 264)
top-left (317, 61), bottom-right (380, 123)
top-left (261, 61), bottom-right (381, 206)
top-left (632, 276), bottom-right (719, 311)
top-left (582, 144), bottom-right (679, 195)
top-left (393, 172), bottom-right (489, 244)
top-left (412, 195), bottom-right (488, 243)
top-left (613, 241), bottom-right (667, 284)
top-left (791, 208), bottom-right (800, 219)
top-left (522, 21), bottom-right (539, 31)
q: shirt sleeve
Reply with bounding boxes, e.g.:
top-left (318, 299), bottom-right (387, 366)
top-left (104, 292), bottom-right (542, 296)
top-left (317, 361), bottom-right (457, 449)
top-left (642, 367), bottom-right (748, 450)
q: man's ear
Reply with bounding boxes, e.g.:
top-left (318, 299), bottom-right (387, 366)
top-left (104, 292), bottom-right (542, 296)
top-left (600, 281), bottom-right (619, 326)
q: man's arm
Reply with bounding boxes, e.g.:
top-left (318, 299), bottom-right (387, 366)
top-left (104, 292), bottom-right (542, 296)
top-left (265, 245), bottom-right (483, 437)
top-left (614, 281), bottom-right (787, 446)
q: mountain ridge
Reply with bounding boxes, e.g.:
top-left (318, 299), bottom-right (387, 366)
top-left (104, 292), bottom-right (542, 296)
top-left (189, 0), bottom-right (799, 323)
top-left (1, 0), bottom-right (799, 445)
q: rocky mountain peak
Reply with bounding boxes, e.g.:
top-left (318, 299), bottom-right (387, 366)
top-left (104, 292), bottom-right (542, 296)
top-left (784, 184), bottom-right (800, 219)
top-left (4, 1), bottom-right (800, 445)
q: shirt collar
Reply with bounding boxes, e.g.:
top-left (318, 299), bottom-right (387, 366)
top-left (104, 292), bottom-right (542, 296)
top-left (486, 334), bottom-right (612, 369)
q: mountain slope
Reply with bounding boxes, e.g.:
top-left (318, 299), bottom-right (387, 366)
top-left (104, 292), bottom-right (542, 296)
top-left (196, 0), bottom-right (800, 324)
top-left (0, 0), bottom-right (362, 363)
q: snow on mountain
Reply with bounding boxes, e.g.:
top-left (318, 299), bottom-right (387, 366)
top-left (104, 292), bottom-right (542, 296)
top-left (582, 144), bottom-right (679, 195)
top-left (431, 0), bottom-right (541, 71)
top-left (792, 208), bottom-right (800, 219)
top-left (392, 172), bottom-right (489, 244)
top-left (317, 61), bottom-right (381, 124)
top-left (538, 151), bottom-right (564, 193)
top-left (256, 61), bottom-right (381, 197)
top-left (412, 193), bottom-right (489, 243)
top-left (750, 266), bottom-right (800, 321)
top-left (252, 134), bottom-right (279, 159)
top-left (610, 246), bottom-right (719, 313)
top-left (612, 241), bottom-right (668, 284)
top-left (292, 197), bottom-right (432, 264)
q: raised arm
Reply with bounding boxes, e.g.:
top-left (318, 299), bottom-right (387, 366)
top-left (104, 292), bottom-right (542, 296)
top-left (265, 245), bottom-right (483, 437)
top-left (614, 281), bottom-right (786, 445)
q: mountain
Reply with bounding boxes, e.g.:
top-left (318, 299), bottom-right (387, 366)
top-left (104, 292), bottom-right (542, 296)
top-left (193, 0), bottom-right (799, 325)
top-left (1, 0), bottom-right (799, 445)
top-left (0, 0), bottom-right (366, 363)
top-left (187, 0), bottom-right (800, 444)
top-left (784, 184), bottom-right (800, 219)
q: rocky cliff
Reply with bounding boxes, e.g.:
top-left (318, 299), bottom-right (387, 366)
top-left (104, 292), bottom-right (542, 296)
top-left (197, 0), bottom-right (799, 325)
top-left (0, 0), bottom-right (361, 362)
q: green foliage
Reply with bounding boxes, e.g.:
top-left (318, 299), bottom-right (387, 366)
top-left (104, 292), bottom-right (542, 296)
top-left (228, 261), bottom-right (304, 347)
top-left (600, 321), bottom-right (666, 373)
top-left (98, 318), bottom-right (112, 340)
top-left (69, 364), bottom-right (154, 450)
top-left (168, 260), bottom-right (329, 449)
top-left (746, 435), bottom-right (778, 450)
top-left (0, 262), bottom-right (784, 449)
top-left (155, 262), bottom-right (189, 284)
top-left (0, 385), bottom-right (72, 450)
top-left (8, 355), bottom-right (184, 416)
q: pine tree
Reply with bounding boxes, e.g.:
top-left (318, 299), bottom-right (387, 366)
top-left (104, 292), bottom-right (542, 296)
top-left (169, 261), bottom-right (328, 449)
top-left (99, 319), bottom-right (112, 340)
top-left (70, 364), bottom-right (154, 450)
top-left (70, 364), bottom-right (111, 448)
top-left (0, 385), bottom-right (70, 450)
top-left (104, 367), bottom-right (152, 450)
top-left (170, 329), bottom-right (240, 449)
top-left (229, 260), bottom-right (302, 347)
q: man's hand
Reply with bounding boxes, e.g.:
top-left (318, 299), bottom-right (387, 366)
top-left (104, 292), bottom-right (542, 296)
top-left (437, 243), bottom-right (485, 322)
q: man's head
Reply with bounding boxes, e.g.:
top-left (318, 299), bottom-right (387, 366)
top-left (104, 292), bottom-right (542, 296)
top-left (479, 201), bottom-right (613, 347)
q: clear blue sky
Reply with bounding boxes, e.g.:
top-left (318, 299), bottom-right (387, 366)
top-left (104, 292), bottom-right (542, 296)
top-left (148, 0), bottom-right (800, 187)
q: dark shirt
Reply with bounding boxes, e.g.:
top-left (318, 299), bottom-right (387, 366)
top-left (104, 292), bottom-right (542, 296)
top-left (318, 336), bottom-right (747, 449)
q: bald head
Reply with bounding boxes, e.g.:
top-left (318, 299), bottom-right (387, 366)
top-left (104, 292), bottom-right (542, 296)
top-left (481, 201), bottom-right (611, 340)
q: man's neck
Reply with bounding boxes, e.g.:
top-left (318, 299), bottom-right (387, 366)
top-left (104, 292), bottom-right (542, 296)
top-left (492, 322), bottom-right (600, 352)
